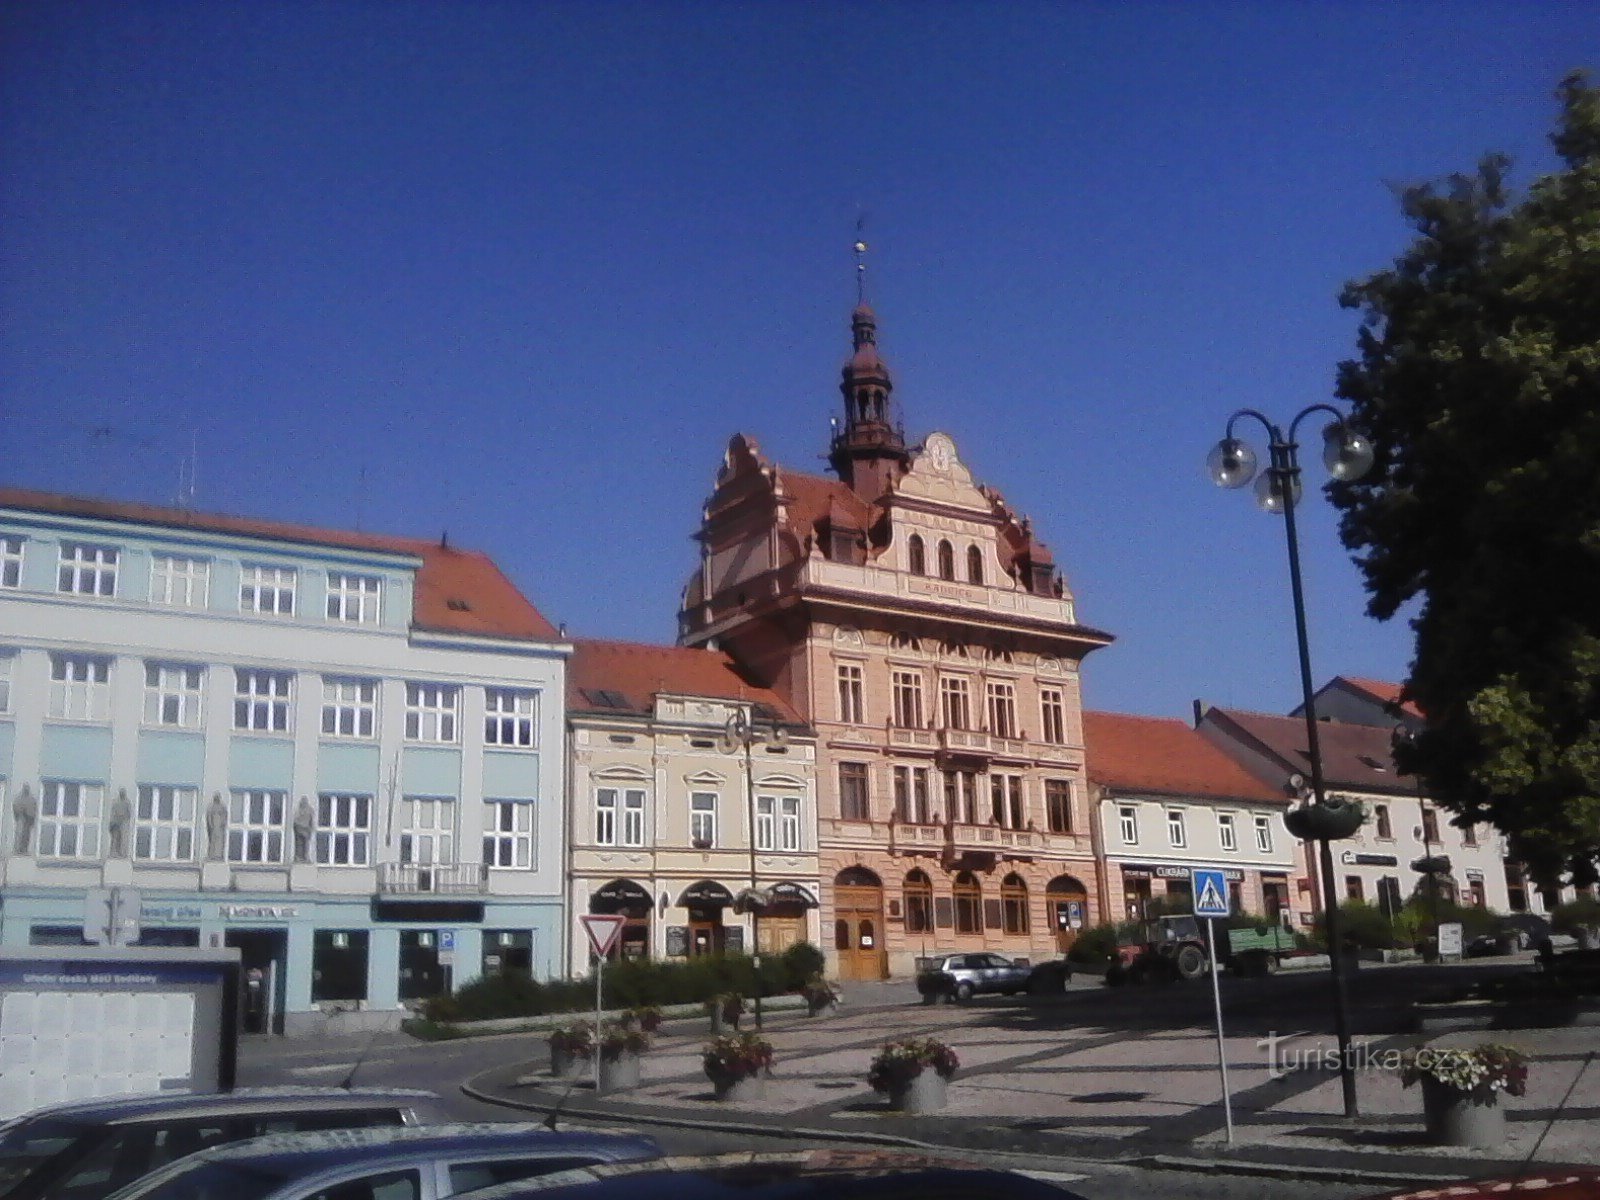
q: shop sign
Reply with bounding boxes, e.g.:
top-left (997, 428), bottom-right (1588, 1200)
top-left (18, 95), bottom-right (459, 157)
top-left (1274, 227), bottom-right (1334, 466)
top-left (218, 904), bottom-right (299, 921)
top-left (139, 904), bottom-right (203, 923)
top-left (1339, 851), bottom-right (1399, 867)
top-left (1121, 863), bottom-right (1243, 882)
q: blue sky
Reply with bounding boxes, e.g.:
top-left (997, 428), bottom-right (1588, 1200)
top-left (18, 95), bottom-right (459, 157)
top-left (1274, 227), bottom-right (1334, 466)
top-left (3, 2), bottom-right (1595, 721)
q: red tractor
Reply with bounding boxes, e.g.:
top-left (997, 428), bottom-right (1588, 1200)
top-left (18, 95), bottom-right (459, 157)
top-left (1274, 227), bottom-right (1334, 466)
top-left (1104, 914), bottom-right (1210, 985)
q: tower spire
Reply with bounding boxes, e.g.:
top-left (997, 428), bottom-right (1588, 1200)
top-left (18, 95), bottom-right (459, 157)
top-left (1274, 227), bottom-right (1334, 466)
top-left (828, 227), bottom-right (908, 499)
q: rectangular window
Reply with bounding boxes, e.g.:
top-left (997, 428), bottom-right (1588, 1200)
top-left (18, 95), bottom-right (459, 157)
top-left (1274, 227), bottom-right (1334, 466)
top-left (0, 648), bottom-right (15, 713)
top-left (49, 654), bottom-right (111, 721)
top-left (39, 781), bottom-right (104, 858)
top-left (622, 789), bottom-right (645, 846)
top-left (1346, 875), bottom-right (1365, 902)
top-left (57, 543), bottom-right (118, 597)
top-left (1119, 805), bottom-right (1139, 845)
top-left (780, 796), bottom-right (800, 851)
top-left (239, 563), bottom-right (296, 615)
top-left (986, 681), bottom-right (1017, 738)
top-left (990, 773), bottom-right (1024, 828)
top-left (315, 793), bottom-right (372, 866)
top-left (595, 788), bottom-right (617, 846)
top-left (836, 664), bottom-right (864, 724)
top-left (1377, 875), bottom-right (1403, 918)
top-left (945, 769), bottom-right (978, 824)
top-left (1254, 814), bottom-right (1273, 854)
top-left (1462, 822), bottom-right (1479, 848)
top-left (484, 688), bottom-right (538, 748)
top-left (149, 554), bottom-right (209, 607)
top-left (1421, 807), bottom-right (1440, 845)
top-left (234, 669), bottom-right (292, 732)
top-left (1039, 686), bottom-right (1066, 744)
top-left (228, 789), bottom-right (287, 864)
top-left (405, 682), bottom-right (458, 743)
top-left (143, 662), bottom-right (205, 728)
top-left (913, 768), bottom-right (930, 824)
top-left (0, 535), bottom-right (22, 589)
top-left (838, 763), bottom-right (869, 821)
top-left (484, 800), bottom-right (534, 868)
top-left (1045, 779), bottom-right (1073, 833)
top-left (1168, 809), bottom-right (1187, 848)
top-left (134, 784), bottom-right (196, 862)
top-left (940, 676), bottom-right (971, 730)
top-left (1218, 812), bottom-right (1237, 852)
top-left (326, 571), bottom-right (382, 623)
top-left (321, 676), bottom-right (377, 738)
top-left (690, 792), bottom-right (717, 847)
top-left (756, 795), bottom-right (775, 850)
top-left (891, 670), bottom-right (923, 729)
top-left (398, 796), bottom-right (455, 864)
top-left (1374, 804), bottom-right (1393, 839)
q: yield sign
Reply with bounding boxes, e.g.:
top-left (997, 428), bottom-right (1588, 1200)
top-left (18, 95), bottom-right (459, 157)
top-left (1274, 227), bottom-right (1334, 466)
top-left (580, 913), bottom-right (627, 957)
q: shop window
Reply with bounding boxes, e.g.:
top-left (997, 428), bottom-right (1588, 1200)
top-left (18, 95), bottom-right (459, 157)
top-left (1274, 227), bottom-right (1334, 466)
top-left (311, 929), bottom-right (370, 1002)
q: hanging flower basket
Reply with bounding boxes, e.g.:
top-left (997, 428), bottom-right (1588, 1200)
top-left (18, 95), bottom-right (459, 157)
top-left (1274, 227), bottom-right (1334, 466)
top-left (1400, 1043), bottom-right (1527, 1148)
top-left (704, 1031), bottom-right (774, 1101)
top-left (1284, 797), bottom-right (1367, 841)
top-left (868, 1038), bottom-right (959, 1113)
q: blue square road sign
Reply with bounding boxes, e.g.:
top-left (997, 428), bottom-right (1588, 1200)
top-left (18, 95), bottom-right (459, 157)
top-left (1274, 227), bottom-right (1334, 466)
top-left (1192, 869), bottom-right (1230, 917)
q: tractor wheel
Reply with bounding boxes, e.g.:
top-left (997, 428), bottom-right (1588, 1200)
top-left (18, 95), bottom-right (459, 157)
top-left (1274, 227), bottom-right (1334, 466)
top-left (1175, 944), bottom-right (1207, 980)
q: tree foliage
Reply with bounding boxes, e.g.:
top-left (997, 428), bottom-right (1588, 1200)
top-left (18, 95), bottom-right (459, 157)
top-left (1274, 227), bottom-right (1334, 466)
top-left (1330, 73), bottom-right (1600, 886)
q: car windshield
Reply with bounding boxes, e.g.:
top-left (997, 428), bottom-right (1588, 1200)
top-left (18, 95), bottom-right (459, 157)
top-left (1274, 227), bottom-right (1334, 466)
top-left (0, 1118), bottom-right (89, 1197)
top-left (110, 1158), bottom-right (291, 1200)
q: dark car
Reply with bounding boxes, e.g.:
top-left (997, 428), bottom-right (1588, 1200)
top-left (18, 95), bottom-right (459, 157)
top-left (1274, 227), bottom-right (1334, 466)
top-left (1466, 913), bottom-right (1553, 957)
top-left (0, 1086), bottom-right (447, 1200)
top-left (1023, 957), bottom-right (1074, 995)
top-left (448, 1148), bottom-right (1090, 1199)
top-left (915, 953), bottom-right (1032, 1002)
top-left (104, 1122), bottom-right (662, 1200)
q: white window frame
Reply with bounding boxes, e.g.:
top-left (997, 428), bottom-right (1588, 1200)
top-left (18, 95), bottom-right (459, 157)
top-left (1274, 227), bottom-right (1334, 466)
top-left (1255, 814), bottom-right (1273, 854)
top-left (326, 572), bottom-right (382, 624)
top-left (836, 663), bottom-right (864, 724)
top-left (891, 669), bottom-right (924, 729)
top-left (484, 799), bottom-right (534, 869)
top-left (1168, 808), bottom-right (1187, 849)
top-left (405, 682), bottom-right (458, 743)
top-left (1, 536), bottom-right (24, 589)
top-left (234, 668), bottom-right (293, 733)
top-left (315, 792), bottom-right (372, 866)
top-left (149, 554), bottom-right (210, 607)
top-left (1119, 805), bottom-right (1139, 845)
top-left (484, 688), bottom-right (537, 748)
top-left (1218, 812), bottom-right (1237, 853)
top-left (1039, 686), bottom-right (1067, 744)
top-left (134, 784), bottom-right (197, 862)
top-left (57, 542), bottom-right (118, 597)
top-left (622, 789), bottom-right (645, 847)
top-left (228, 789), bottom-right (287, 864)
top-left (594, 788), bottom-right (618, 846)
top-left (756, 795), bottom-right (775, 850)
top-left (239, 563), bottom-right (296, 616)
top-left (690, 791), bottom-right (717, 847)
top-left (321, 676), bottom-right (378, 739)
top-left (49, 654), bottom-right (111, 721)
top-left (780, 795), bottom-right (801, 852)
top-left (398, 796), bottom-right (455, 865)
top-left (0, 649), bottom-right (14, 714)
top-left (986, 681), bottom-right (1018, 738)
top-left (940, 676), bottom-right (971, 730)
top-left (143, 662), bottom-right (205, 729)
top-left (39, 780), bottom-right (104, 859)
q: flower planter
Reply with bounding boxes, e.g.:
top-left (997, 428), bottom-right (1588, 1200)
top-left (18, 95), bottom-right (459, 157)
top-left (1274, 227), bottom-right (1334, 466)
top-left (597, 1050), bottom-right (641, 1094)
top-left (1421, 1076), bottom-right (1506, 1148)
top-left (549, 1045), bottom-right (590, 1079)
top-left (711, 1074), bottom-right (767, 1102)
top-left (887, 1070), bottom-right (948, 1114)
top-left (710, 1010), bottom-right (740, 1036)
top-left (1284, 799), bottom-right (1366, 841)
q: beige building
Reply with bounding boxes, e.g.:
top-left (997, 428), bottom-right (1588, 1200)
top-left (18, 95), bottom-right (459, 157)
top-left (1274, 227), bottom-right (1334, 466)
top-left (679, 303), bottom-right (1112, 979)
top-left (564, 640), bottom-right (819, 976)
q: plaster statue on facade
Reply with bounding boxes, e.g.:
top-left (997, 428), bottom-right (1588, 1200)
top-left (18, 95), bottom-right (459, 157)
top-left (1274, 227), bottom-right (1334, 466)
top-left (11, 783), bottom-right (36, 854)
top-left (107, 788), bottom-right (133, 858)
top-left (205, 792), bottom-right (228, 860)
top-left (293, 797), bottom-right (316, 863)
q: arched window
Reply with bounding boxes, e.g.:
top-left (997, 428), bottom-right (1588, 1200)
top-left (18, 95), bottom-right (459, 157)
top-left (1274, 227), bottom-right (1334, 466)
top-left (903, 869), bottom-right (934, 934)
top-left (1002, 872), bottom-right (1029, 935)
top-left (954, 871), bottom-right (982, 934)
top-left (907, 535), bottom-right (926, 575)
top-left (937, 540), bottom-right (955, 581)
top-left (967, 545), bottom-right (984, 585)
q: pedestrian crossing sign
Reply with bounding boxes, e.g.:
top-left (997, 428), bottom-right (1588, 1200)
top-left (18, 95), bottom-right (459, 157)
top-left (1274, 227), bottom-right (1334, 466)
top-left (1193, 869), bottom-right (1230, 918)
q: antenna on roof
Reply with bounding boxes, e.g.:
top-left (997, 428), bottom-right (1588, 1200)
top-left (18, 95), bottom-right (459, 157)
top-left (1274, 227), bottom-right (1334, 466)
top-left (439, 530), bottom-right (449, 549)
top-left (173, 429), bottom-right (200, 510)
top-left (355, 464), bottom-right (367, 532)
top-left (853, 212), bottom-right (869, 305)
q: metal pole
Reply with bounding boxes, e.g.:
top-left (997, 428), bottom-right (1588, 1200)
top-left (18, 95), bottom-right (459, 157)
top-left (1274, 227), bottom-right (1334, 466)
top-left (745, 726), bottom-right (763, 1030)
top-left (594, 953), bottom-right (604, 1094)
top-left (1276, 436), bottom-right (1360, 1119)
top-left (1206, 920), bottom-right (1234, 1143)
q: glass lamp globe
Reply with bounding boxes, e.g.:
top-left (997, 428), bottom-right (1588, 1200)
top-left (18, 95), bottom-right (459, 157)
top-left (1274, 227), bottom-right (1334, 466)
top-left (1206, 438), bottom-right (1258, 489)
top-left (1254, 469), bottom-right (1301, 514)
top-left (1323, 422), bottom-right (1375, 482)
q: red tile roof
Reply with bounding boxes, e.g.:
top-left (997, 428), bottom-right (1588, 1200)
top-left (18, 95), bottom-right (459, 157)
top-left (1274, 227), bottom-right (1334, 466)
top-left (1202, 707), bottom-right (1414, 794)
top-left (1337, 676), bottom-right (1425, 719)
top-left (568, 639), bottom-right (804, 724)
top-left (0, 487), bottom-right (561, 642)
top-left (1084, 711), bottom-right (1284, 802)
top-left (779, 470), bottom-right (876, 538)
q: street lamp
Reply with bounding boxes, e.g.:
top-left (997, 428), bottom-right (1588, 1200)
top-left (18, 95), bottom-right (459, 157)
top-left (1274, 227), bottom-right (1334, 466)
top-left (1207, 404), bottom-right (1373, 1120)
top-left (720, 706), bottom-right (787, 1029)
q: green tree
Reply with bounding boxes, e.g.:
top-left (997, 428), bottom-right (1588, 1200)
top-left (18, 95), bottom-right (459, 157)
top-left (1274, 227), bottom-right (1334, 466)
top-left (1330, 72), bottom-right (1600, 887)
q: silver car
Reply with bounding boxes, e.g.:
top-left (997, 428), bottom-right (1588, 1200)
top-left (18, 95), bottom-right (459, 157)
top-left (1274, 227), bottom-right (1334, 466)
top-left (915, 952), bottom-right (1033, 1002)
top-left (0, 1086), bottom-right (447, 1200)
top-left (104, 1122), bottom-right (662, 1200)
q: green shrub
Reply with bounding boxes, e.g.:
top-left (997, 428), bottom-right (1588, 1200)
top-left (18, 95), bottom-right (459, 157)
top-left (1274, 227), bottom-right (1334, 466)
top-left (1312, 900), bottom-right (1395, 950)
top-left (1066, 924), bottom-right (1120, 964)
top-left (1551, 896), bottom-right (1600, 936)
top-left (779, 941), bottom-right (826, 989)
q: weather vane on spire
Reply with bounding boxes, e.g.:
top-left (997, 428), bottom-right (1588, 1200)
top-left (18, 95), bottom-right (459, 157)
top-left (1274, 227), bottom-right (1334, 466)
top-left (854, 213), bottom-right (869, 305)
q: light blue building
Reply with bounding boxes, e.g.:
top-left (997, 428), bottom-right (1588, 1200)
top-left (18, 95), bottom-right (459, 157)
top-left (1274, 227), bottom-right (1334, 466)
top-left (0, 488), bottom-right (570, 1033)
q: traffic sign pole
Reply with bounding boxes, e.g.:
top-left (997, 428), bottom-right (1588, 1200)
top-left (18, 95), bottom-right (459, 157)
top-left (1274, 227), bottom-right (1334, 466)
top-left (1192, 867), bottom-right (1234, 1143)
top-left (1206, 919), bottom-right (1235, 1142)
top-left (578, 914), bottom-right (627, 1096)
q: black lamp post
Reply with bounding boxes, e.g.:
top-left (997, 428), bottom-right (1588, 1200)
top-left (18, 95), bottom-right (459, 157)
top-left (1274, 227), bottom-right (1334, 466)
top-left (1207, 404), bottom-right (1374, 1120)
top-left (721, 706), bottom-right (786, 1029)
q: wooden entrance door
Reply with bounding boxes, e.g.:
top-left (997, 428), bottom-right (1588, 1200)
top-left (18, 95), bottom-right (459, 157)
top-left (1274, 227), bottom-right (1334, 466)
top-left (1046, 874), bottom-right (1089, 954)
top-left (758, 916), bottom-right (805, 955)
top-left (833, 868), bottom-right (886, 981)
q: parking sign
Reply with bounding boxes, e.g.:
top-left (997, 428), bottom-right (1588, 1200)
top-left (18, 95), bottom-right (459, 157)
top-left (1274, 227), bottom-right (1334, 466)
top-left (1193, 868), bottom-right (1230, 918)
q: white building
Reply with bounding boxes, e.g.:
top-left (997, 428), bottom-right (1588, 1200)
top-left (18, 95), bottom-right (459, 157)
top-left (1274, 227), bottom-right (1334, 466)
top-left (0, 488), bottom-right (570, 1033)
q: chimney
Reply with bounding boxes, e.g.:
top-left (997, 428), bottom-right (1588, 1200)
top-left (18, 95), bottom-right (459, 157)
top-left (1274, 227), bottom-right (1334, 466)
top-left (1192, 699), bottom-right (1209, 727)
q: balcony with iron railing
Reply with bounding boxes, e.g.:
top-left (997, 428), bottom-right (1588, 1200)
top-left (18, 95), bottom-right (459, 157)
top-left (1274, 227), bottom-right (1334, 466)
top-left (376, 862), bottom-right (489, 895)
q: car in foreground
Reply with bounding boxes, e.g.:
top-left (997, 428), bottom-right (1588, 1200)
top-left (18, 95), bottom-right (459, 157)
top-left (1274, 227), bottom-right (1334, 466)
top-left (0, 1086), bottom-right (447, 1200)
top-left (915, 953), bottom-right (1034, 1002)
top-left (104, 1122), bottom-right (662, 1200)
top-left (450, 1148), bottom-right (1090, 1198)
